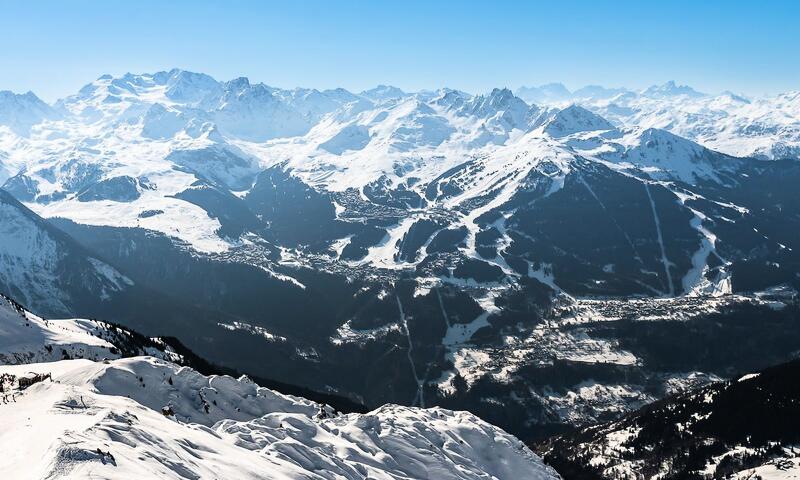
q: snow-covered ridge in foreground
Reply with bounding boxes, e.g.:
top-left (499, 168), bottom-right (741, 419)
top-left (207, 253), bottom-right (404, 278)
top-left (0, 294), bottom-right (171, 365)
top-left (0, 297), bottom-right (558, 480)
top-left (0, 358), bottom-right (558, 480)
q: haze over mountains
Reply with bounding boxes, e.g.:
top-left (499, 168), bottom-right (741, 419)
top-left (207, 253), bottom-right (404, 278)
top-left (0, 69), bottom-right (799, 478)
top-left (515, 80), bottom-right (800, 161)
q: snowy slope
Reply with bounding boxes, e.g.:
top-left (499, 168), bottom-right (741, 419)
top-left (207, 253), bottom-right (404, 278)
top-left (0, 294), bottom-right (118, 364)
top-left (0, 293), bottom-right (184, 365)
top-left (0, 295), bottom-right (560, 480)
top-left (541, 104), bottom-right (615, 138)
top-left (537, 359), bottom-right (800, 480)
top-left (0, 189), bottom-right (133, 316)
top-left (0, 358), bottom-right (559, 479)
top-left (588, 127), bottom-right (742, 183)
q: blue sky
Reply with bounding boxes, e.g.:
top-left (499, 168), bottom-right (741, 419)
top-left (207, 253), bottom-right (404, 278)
top-left (1, 0), bottom-right (798, 101)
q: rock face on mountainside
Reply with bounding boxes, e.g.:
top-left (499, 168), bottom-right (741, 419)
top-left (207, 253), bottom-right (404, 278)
top-left (535, 359), bottom-right (800, 479)
top-left (0, 190), bottom-right (133, 317)
top-left (0, 294), bottom-right (559, 480)
top-left (0, 70), bottom-right (799, 444)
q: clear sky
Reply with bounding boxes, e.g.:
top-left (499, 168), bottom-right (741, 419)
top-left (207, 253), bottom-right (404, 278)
top-left (1, 0), bottom-right (798, 101)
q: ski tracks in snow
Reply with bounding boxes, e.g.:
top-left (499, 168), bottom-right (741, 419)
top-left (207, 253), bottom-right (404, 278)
top-left (435, 288), bottom-right (452, 330)
top-left (644, 182), bottom-right (675, 296)
top-left (578, 173), bottom-right (644, 265)
top-left (396, 294), bottom-right (425, 407)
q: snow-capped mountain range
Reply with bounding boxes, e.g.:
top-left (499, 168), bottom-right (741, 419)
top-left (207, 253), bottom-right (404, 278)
top-left (1, 70), bottom-right (798, 445)
top-left (0, 70), bottom-right (794, 261)
top-left (516, 80), bottom-right (800, 161)
top-left (0, 294), bottom-right (558, 480)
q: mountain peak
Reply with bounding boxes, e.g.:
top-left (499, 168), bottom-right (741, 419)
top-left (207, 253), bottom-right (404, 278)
top-left (542, 104), bottom-right (615, 137)
top-left (0, 89), bottom-right (57, 133)
top-left (643, 80), bottom-right (705, 98)
top-left (0, 89), bottom-right (47, 104)
top-left (225, 76), bottom-right (252, 92)
top-left (457, 88), bottom-right (533, 131)
top-left (487, 87), bottom-right (517, 102)
top-left (434, 88), bottom-right (470, 110)
top-left (360, 85), bottom-right (407, 101)
top-left (165, 69), bottom-right (221, 103)
top-left (718, 90), bottom-right (750, 103)
top-left (596, 126), bottom-right (733, 183)
top-left (572, 84), bottom-right (630, 100)
top-left (515, 83), bottom-right (571, 104)
top-left (637, 126), bottom-right (706, 151)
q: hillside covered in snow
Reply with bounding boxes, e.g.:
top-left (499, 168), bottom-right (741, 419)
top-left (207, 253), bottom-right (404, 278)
top-left (536, 359), bottom-right (800, 479)
top-left (0, 294), bottom-right (559, 479)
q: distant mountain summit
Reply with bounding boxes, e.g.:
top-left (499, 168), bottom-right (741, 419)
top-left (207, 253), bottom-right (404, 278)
top-left (541, 104), bottom-right (615, 137)
top-left (360, 84), bottom-right (407, 101)
top-left (515, 82), bottom-right (572, 103)
top-left (642, 80), bottom-right (706, 98)
top-left (0, 90), bottom-right (58, 134)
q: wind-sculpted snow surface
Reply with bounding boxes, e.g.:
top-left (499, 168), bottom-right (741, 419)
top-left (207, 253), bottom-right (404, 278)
top-left (0, 358), bottom-right (558, 479)
top-left (220, 404), bottom-right (553, 480)
top-left (0, 295), bottom-right (559, 479)
top-left (89, 356), bottom-right (319, 426)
